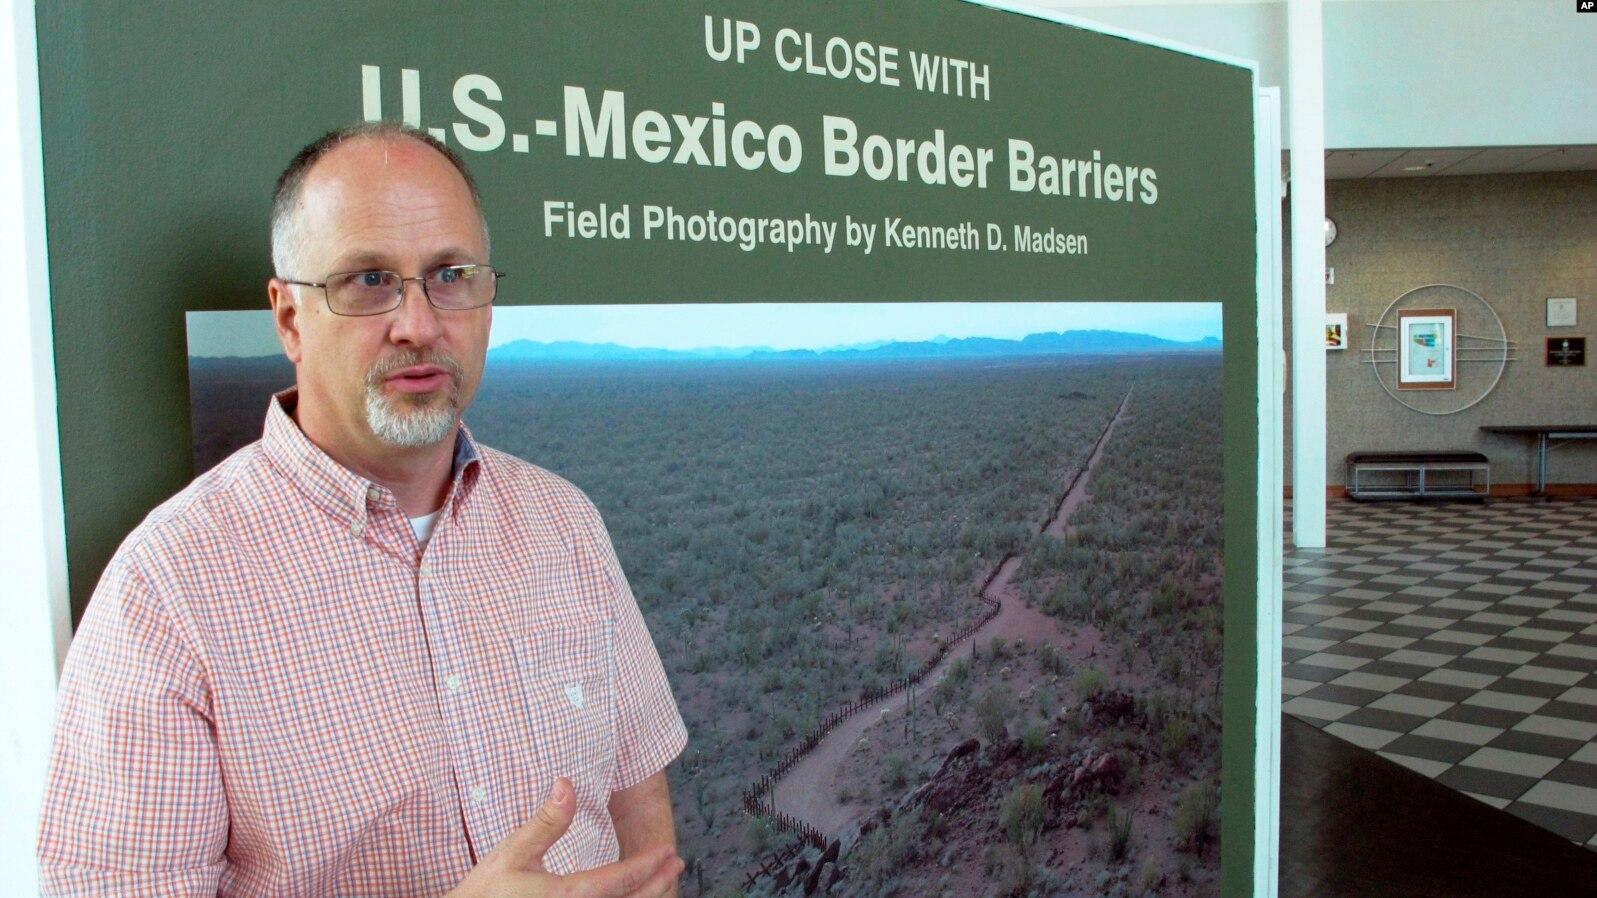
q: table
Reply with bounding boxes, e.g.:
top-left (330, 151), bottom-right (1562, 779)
top-left (1479, 425), bottom-right (1597, 496)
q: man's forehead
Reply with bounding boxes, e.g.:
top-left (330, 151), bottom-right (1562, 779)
top-left (292, 135), bottom-right (485, 265)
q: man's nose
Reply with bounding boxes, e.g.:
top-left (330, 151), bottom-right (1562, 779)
top-left (388, 277), bottom-right (444, 345)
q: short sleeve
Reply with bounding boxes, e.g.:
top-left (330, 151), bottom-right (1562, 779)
top-left (37, 557), bottom-right (228, 897)
top-left (583, 503), bottom-right (688, 793)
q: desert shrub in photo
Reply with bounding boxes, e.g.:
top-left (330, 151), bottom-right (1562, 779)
top-left (1105, 805), bottom-right (1134, 863)
top-left (1174, 779), bottom-right (1220, 851)
top-left (882, 754), bottom-right (910, 791)
top-left (946, 657), bottom-right (972, 688)
top-left (992, 845), bottom-right (1035, 898)
top-left (1158, 643), bottom-right (1185, 681)
top-left (1122, 756), bottom-right (1144, 793)
top-left (987, 635), bottom-right (1010, 663)
top-left (1072, 665), bottom-right (1107, 702)
top-left (1000, 782), bottom-right (1047, 894)
top-left (976, 683), bottom-right (1016, 744)
top-left (746, 816), bottom-right (779, 855)
top-left (1020, 723), bottom-right (1048, 760)
top-left (1116, 634), bottom-right (1138, 668)
top-left (1001, 782), bottom-right (1046, 854)
top-left (1034, 641), bottom-right (1069, 677)
top-left (1137, 856), bottom-right (1165, 893)
top-left (1162, 716), bottom-right (1194, 763)
top-left (850, 807), bottom-right (929, 889)
top-left (1080, 789), bottom-right (1108, 825)
top-left (1034, 684), bottom-right (1061, 721)
top-left (691, 780), bottom-right (716, 833)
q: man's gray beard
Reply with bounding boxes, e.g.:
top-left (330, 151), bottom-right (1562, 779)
top-left (363, 353), bottom-right (463, 447)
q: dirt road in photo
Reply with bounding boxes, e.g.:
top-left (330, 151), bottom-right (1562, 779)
top-left (770, 389), bottom-right (1131, 837)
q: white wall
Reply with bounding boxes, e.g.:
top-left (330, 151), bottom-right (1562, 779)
top-left (1043, 1), bottom-right (1287, 87)
top-left (1036, 0), bottom-right (1597, 149)
top-left (1325, 0), bottom-right (1597, 148)
top-left (0, 0), bottom-right (70, 893)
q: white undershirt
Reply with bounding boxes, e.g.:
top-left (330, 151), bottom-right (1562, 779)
top-left (409, 510), bottom-right (440, 546)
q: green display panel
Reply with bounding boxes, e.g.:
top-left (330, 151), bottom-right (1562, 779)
top-left (39, 2), bottom-right (1258, 894)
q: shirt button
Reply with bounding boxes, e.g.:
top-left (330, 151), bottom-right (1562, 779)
top-left (350, 520), bottom-right (365, 537)
top-left (366, 486), bottom-right (381, 502)
top-left (469, 786), bottom-right (487, 804)
top-left (419, 563), bottom-right (432, 579)
top-left (445, 674), bottom-right (463, 693)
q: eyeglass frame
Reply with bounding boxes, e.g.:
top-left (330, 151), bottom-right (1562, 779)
top-left (280, 263), bottom-right (506, 317)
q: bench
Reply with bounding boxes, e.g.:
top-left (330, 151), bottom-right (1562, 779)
top-left (1345, 451), bottom-right (1490, 502)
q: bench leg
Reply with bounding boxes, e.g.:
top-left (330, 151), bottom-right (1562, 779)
top-left (1537, 433), bottom-right (1550, 498)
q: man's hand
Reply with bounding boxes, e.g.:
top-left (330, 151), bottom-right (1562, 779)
top-left (447, 777), bottom-right (683, 898)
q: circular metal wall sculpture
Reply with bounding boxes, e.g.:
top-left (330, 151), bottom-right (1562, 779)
top-left (1364, 283), bottom-right (1513, 416)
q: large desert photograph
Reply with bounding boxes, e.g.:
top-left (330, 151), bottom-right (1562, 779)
top-left (187, 301), bottom-right (1226, 897)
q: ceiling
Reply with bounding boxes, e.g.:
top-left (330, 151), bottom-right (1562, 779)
top-left (1324, 146), bottom-right (1597, 180)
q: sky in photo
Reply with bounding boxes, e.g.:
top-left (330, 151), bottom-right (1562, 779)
top-left (187, 302), bottom-right (1222, 358)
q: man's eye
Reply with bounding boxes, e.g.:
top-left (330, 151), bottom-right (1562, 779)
top-left (437, 266), bottom-right (477, 285)
top-left (357, 271), bottom-right (388, 288)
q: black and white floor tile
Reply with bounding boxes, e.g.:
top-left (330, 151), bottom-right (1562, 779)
top-left (1283, 498), bottom-right (1597, 850)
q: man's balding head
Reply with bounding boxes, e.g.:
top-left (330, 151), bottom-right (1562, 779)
top-left (270, 122), bottom-right (489, 278)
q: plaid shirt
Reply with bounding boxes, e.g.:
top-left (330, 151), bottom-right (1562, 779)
top-left (38, 391), bottom-right (687, 897)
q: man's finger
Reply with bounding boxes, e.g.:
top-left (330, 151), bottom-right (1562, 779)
top-left (494, 776), bottom-right (577, 870)
top-left (562, 844), bottom-right (678, 898)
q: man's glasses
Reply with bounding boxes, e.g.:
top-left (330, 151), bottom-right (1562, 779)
top-left (284, 264), bottom-right (503, 317)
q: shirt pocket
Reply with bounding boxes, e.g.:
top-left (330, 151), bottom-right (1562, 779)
top-left (516, 621), bottom-right (618, 796)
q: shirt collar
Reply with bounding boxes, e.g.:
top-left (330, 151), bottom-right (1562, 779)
top-left (261, 388), bottom-right (482, 529)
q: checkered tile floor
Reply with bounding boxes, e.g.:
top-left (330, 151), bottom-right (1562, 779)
top-left (1283, 499), bottom-right (1597, 850)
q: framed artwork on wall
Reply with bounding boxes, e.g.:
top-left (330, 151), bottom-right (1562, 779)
top-left (1547, 297), bottom-right (1577, 328)
top-left (1398, 308), bottom-right (1456, 389)
top-left (1546, 336), bottom-right (1586, 366)
top-left (1326, 312), bottom-right (1348, 350)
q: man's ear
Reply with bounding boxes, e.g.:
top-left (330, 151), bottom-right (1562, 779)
top-left (267, 278), bottom-right (304, 364)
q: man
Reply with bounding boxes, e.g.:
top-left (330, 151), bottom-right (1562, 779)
top-left (38, 122), bottom-right (687, 898)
